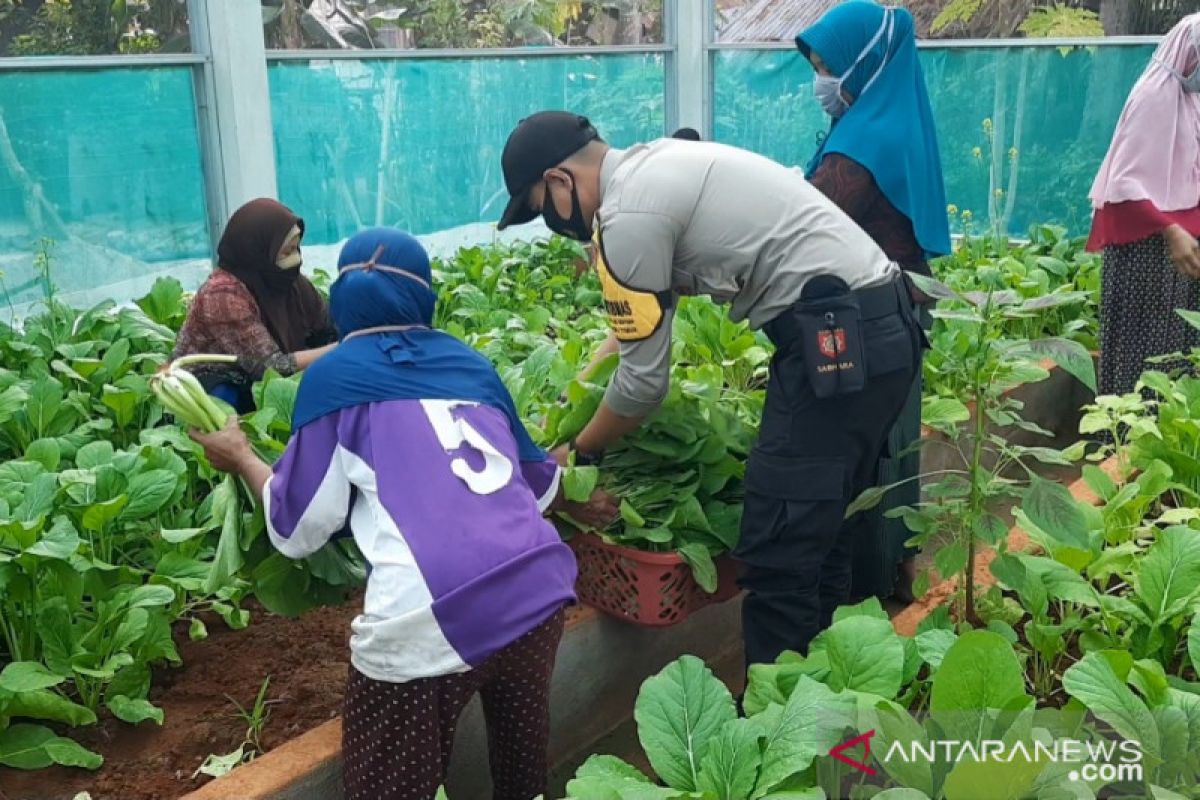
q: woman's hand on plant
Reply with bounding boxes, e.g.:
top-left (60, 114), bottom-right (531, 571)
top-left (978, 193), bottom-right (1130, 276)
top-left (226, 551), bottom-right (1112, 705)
top-left (1166, 225), bottom-right (1200, 279)
top-left (190, 417), bottom-right (254, 473)
top-left (561, 488), bottom-right (620, 531)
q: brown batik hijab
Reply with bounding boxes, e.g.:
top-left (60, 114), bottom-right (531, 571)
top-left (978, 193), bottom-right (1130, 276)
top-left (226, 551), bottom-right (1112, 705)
top-left (216, 198), bottom-right (326, 353)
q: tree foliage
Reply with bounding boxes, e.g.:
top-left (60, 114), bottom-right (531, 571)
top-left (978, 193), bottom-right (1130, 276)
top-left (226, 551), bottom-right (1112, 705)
top-left (923, 0), bottom-right (1195, 37)
top-left (367, 0), bottom-right (660, 49)
top-left (3, 0), bottom-right (188, 56)
top-left (931, 0), bottom-right (988, 35)
top-left (1019, 4), bottom-right (1105, 38)
top-left (0, 0), bottom-right (662, 55)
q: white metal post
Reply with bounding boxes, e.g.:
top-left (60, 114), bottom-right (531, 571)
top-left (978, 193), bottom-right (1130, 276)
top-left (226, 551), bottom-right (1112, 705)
top-left (188, 0), bottom-right (278, 247)
top-left (665, 0), bottom-right (712, 139)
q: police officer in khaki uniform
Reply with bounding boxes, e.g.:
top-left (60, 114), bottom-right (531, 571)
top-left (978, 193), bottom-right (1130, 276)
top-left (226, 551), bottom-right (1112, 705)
top-left (497, 111), bottom-right (922, 665)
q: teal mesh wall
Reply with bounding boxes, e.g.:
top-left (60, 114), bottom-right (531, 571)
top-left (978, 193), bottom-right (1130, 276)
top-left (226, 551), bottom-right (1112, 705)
top-left (713, 44), bottom-right (1157, 238)
top-left (0, 45), bottom-right (1155, 307)
top-left (269, 53), bottom-right (666, 245)
top-left (0, 67), bottom-right (209, 306)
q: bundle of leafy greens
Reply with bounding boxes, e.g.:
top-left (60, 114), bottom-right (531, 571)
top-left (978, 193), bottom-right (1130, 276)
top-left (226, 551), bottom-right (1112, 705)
top-left (541, 353), bottom-right (755, 592)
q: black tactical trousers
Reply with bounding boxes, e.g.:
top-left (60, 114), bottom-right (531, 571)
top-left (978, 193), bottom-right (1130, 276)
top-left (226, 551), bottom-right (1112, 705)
top-left (735, 278), bottom-right (920, 667)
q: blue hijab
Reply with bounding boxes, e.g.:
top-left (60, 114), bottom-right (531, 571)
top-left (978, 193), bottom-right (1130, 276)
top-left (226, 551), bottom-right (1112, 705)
top-left (291, 228), bottom-right (546, 463)
top-left (797, 2), bottom-right (951, 258)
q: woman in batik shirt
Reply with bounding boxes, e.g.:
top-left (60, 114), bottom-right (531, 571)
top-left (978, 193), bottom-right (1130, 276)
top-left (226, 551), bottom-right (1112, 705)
top-left (173, 198), bottom-right (337, 412)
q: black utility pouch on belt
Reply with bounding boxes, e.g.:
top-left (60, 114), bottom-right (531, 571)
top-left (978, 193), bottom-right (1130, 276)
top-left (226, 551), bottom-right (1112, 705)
top-left (793, 275), bottom-right (866, 399)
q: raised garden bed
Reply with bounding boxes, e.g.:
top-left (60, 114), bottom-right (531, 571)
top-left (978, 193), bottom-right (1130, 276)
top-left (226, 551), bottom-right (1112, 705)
top-left (0, 593), bottom-right (367, 800)
top-left (0, 593), bottom-right (743, 800)
top-left (175, 598), bottom-right (745, 800)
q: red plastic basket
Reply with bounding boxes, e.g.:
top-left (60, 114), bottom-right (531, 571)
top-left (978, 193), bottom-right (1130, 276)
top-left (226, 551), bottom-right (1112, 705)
top-left (568, 534), bottom-right (741, 627)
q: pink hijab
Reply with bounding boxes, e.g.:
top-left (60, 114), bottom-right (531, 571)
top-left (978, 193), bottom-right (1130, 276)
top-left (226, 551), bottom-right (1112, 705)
top-left (1090, 13), bottom-right (1200, 212)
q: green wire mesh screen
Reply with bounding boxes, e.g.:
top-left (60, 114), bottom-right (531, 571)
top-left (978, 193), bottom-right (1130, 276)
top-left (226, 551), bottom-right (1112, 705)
top-left (269, 53), bottom-right (667, 246)
top-left (713, 43), bottom-right (1158, 239)
top-left (0, 44), bottom-right (1162, 307)
top-left (0, 67), bottom-right (209, 309)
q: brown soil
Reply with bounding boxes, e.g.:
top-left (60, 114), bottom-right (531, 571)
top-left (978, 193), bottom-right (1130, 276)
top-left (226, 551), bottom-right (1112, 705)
top-left (0, 595), bottom-right (592, 800)
top-left (0, 594), bottom-right (361, 800)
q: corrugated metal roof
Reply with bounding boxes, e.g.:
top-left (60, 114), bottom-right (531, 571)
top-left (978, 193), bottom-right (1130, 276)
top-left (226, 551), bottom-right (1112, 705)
top-left (718, 0), bottom-right (842, 43)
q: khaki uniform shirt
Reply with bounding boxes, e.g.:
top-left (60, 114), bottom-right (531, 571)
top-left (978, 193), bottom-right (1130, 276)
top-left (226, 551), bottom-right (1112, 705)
top-left (594, 139), bottom-right (898, 417)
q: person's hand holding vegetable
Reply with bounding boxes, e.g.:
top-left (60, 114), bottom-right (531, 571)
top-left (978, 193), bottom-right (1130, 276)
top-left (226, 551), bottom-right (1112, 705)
top-left (551, 486), bottom-right (619, 531)
top-left (190, 418), bottom-right (272, 499)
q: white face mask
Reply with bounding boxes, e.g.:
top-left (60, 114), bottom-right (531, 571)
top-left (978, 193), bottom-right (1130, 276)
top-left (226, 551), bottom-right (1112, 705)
top-left (276, 225), bottom-right (303, 269)
top-left (276, 250), bottom-right (302, 270)
top-left (814, 75), bottom-right (848, 118)
top-left (812, 8), bottom-right (896, 117)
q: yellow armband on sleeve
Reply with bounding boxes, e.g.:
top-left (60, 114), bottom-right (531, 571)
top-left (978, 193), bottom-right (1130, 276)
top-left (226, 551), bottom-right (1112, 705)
top-left (592, 231), bottom-right (673, 342)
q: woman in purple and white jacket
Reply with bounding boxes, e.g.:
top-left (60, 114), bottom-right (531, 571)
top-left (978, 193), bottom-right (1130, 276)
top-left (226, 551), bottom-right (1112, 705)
top-left (192, 228), bottom-right (615, 800)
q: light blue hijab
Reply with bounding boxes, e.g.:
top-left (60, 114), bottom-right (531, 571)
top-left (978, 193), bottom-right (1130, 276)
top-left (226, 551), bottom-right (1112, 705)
top-left (797, 2), bottom-right (951, 258)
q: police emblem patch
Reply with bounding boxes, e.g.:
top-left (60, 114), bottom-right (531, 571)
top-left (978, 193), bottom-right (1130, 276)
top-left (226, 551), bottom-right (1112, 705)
top-left (818, 328), bottom-right (847, 359)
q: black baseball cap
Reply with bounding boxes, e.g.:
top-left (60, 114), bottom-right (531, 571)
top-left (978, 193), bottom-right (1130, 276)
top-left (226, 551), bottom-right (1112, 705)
top-left (498, 111), bottom-right (600, 230)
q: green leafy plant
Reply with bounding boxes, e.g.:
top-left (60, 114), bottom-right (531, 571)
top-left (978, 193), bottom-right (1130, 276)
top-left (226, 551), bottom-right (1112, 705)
top-left (745, 598), bottom-right (927, 716)
top-left (231, 676), bottom-right (276, 758)
top-left (926, 224), bottom-right (1099, 400)
top-left (195, 675), bottom-right (279, 779)
top-left (571, 625), bottom-right (1105, 799)
top-left (1079, 310), bottom-right (1200, 517)
top-left (0, 660), bottom-right (101, 769)
top-left (999, 469), bottom-right (1200, 666)
top-left (1128, 372), bottom-right (1200, 510)
top-left (551, 355), bottom-right (753, 591)
top-left (568, 654), bottom-right (855, 800)
top-left (854, 271), bottom-right (1094, 626)
top-left (1062, 650), bottom-right (1200, 793)
top-left (1078, 389), bottom-right (1152, 478)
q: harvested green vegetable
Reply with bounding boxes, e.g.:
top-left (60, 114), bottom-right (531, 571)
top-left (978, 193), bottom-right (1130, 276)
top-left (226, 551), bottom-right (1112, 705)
top-left (150, 355), bottom-right (250, 594)
top-left (149, 355), bottom-right (236, 433)
top-left (544, 356), bottom-right (754, 592)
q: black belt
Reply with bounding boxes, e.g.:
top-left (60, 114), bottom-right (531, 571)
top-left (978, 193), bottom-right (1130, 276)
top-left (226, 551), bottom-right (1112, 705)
top-left (764, 274), bottom-right (914, 348)
top-left (857, 275), bottom-right (913, 320)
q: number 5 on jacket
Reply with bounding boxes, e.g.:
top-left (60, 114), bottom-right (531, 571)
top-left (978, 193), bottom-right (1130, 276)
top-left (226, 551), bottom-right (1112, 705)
top-left (420, 399), bottom-right (514, 495)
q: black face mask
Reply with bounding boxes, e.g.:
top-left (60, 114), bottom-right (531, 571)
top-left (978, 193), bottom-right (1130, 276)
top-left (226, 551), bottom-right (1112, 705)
top-left (541, 171), bottom-right (592, 242)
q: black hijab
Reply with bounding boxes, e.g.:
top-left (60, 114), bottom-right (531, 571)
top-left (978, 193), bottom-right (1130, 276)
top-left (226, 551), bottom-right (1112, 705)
top-left (216, 198), bottom-right (326, 353)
